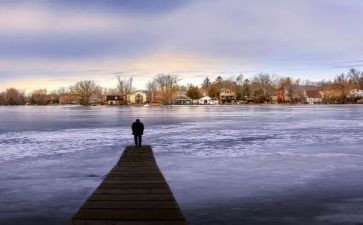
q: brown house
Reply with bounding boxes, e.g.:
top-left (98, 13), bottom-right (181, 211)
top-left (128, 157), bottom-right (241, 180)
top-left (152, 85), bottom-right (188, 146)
top-left (271, 90), bottom-right (289, 103)
top-left (106, 95), bottom-right (123, 105)
top-left (219, 89), bottom-right (236, 104)
top-left (304, 90), bottom-right (323, 104)
top-left (174, 94), bottom-right (192, 105)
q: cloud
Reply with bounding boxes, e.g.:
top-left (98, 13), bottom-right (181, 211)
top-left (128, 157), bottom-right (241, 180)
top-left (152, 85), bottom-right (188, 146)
top-left (0, 52), bottom-right (226, 91)
top-left (1, 0), bottom-right (363, 91)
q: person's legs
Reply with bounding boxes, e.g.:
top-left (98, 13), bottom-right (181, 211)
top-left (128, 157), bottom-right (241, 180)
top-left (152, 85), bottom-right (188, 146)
top-left (138, 135), bottom-right (142, 147)
top-left (134, 135), bottom-right (138, 146)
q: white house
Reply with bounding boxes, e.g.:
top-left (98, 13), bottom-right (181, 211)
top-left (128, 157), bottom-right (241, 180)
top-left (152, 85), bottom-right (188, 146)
top-left (199, 96), bottom-right (212, 104)
top-left (210, 98), bottom-right (219, 105)
top-left (349, 89), bottom-right (363, 98)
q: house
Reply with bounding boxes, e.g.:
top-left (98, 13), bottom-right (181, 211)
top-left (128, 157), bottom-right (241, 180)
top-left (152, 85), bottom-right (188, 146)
top-left (199, 96), bottom-right (219, 105)
top-left (219, 89), bottom-right (236, 104)
top-left (347, 89), bottom-right (363, 103)
top-left (199, 96), bottom-right (212, 104)
top-left (106, 95), bottom-right (123, 105)
top-left (128, 91), bottom-right (147, 104)
top-left (271, 90), bottom-right (289, 103)
top-left (174, 94), bottom-right (192, 105)
top-left (304, 90), bottom-right (323, 104)
top-left (349, 89), bottom-right (363, 98)
top-left (210, 98), bottom-right (219, 105)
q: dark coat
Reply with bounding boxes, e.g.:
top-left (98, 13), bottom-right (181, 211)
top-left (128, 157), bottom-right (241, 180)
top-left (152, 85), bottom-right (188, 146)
top-left (132, 122), bottom-right (144, 136)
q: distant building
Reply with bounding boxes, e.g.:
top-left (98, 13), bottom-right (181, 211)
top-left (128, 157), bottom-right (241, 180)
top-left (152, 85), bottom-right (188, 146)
top-left (219, 89), bottom-right (236, 104)
top-left (199, 96), bottom-right (212, 104)
top-left (304, 90), bottom-right (323, 104)
top-left (271, 90), bottom-right (289, 103)
top-left (106, 95), bottom-right (123, 105)
top-left (210, 98), bottom-right (219, 105)
top-left (174, 94), bottom-right (192, 105)
top-left (128, 91), bottom-right (147, 104)
top-left (198, 96), bottom-right (219, 105)
top-left (349, 89), bottom-right (363, 98)
top-left (347, 89), bottom-right (363, 103)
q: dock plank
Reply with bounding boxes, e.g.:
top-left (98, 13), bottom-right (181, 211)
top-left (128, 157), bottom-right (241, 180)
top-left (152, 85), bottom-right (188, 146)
top-left (73, 209), bottom-right (184, 220)
top-left (73, 220), bottom-right (187, 225)
top-left (94, 189), bottom-right (172, 194)
top-left (81, 201), bottom-right (179, 209)
top-left (71, 145), bottom-right (187, 225)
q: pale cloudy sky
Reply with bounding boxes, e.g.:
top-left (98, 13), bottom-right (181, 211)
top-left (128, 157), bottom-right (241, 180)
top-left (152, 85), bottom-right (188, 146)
top-left (0, 0), bottom-right (363, 91)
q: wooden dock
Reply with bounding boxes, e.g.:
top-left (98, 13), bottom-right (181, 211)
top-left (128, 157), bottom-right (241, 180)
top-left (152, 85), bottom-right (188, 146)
top-left (72, 145), bottom-right (187, 225)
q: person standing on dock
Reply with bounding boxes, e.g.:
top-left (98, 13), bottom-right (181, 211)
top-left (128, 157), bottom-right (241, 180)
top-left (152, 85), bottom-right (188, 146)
top-left (132, 119), bottom-right (144, 147)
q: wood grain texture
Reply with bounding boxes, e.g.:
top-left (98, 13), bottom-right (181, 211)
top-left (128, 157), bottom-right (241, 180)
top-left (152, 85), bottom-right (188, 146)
top-left (71, 145), bottom-right (187, 225)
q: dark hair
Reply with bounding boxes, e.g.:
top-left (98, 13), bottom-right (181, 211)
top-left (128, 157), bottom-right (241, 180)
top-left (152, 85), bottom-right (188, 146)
top-left (136, 119), bottom-right (140, 122)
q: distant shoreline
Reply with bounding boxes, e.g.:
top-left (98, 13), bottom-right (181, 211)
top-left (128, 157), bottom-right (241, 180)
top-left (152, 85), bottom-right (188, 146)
top-left (1, 103), bottom-right (362, 107)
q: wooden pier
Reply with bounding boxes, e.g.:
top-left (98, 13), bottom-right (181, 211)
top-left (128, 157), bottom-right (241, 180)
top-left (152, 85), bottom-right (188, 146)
top-left (72, 145), bottom-right (187, 225)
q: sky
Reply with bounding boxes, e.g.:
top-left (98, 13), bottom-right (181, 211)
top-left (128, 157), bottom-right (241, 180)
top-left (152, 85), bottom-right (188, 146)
top-left (1, 0), bottom-right (363, 92)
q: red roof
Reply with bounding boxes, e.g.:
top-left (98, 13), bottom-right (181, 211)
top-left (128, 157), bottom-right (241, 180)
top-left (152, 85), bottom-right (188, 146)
top-left (305, 90), bottom-right (321, 98)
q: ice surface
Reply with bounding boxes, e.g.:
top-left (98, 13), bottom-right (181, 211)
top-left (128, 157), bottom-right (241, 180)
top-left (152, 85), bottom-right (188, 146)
top-left (0, 105), bottom-right (362, 225)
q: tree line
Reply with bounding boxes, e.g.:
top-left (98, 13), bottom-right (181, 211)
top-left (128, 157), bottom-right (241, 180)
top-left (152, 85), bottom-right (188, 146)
top-left (1, 69), bottom-right (362, 106)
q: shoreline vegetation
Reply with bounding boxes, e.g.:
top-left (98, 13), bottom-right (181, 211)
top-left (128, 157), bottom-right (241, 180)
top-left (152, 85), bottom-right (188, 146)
top-left (1, 68), bottom-right (363, 106)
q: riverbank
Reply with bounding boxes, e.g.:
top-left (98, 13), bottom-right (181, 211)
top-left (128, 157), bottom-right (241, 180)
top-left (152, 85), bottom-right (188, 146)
top-left (1, 102), bottom-right (363, 107)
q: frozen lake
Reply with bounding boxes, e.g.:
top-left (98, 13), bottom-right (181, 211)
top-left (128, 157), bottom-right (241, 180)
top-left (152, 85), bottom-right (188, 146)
top-left (0, 105), bottom-right (363, 225)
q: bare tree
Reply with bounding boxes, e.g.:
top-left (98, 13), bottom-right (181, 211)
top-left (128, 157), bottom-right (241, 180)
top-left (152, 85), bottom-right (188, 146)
top-left (146, 80), bottom-right (158, 103)
top-left (242, 78), bottom-right (251, 100)
top-left (348, 68), bottom-right (363, 90)
top-left (252, 73), bottom-right (273, 102)
top-left (3, 88), bottom-right (26, 105)
top-left (117, 76), bottom-right (133, 103)
top-left (202, 77), bottom-right (211, 89)
top-left (69, 80), bottom-right (101, 106)
top-left (235, 74), bottom-right (244, 100)
top-left (236, 74), bottom-right (244, 86)
top-left (57, 87), bottom-right (67, 95)
top-left (0, 92), bottom-right (4, 105)
top-left (49, 90), bottom-right (60, 104)
top-left (278, 77), bottom-right (293, 102)
top-left (29, 89), bottom-right (49, 105)
top-left (333, 73), bottom-right (353, 103)
top-left (186, 84), bottom-right (202, 99)
top-left (154, 74), bottom-right (179, 104)
top-left (215, 76), bottom-right (223, 83)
